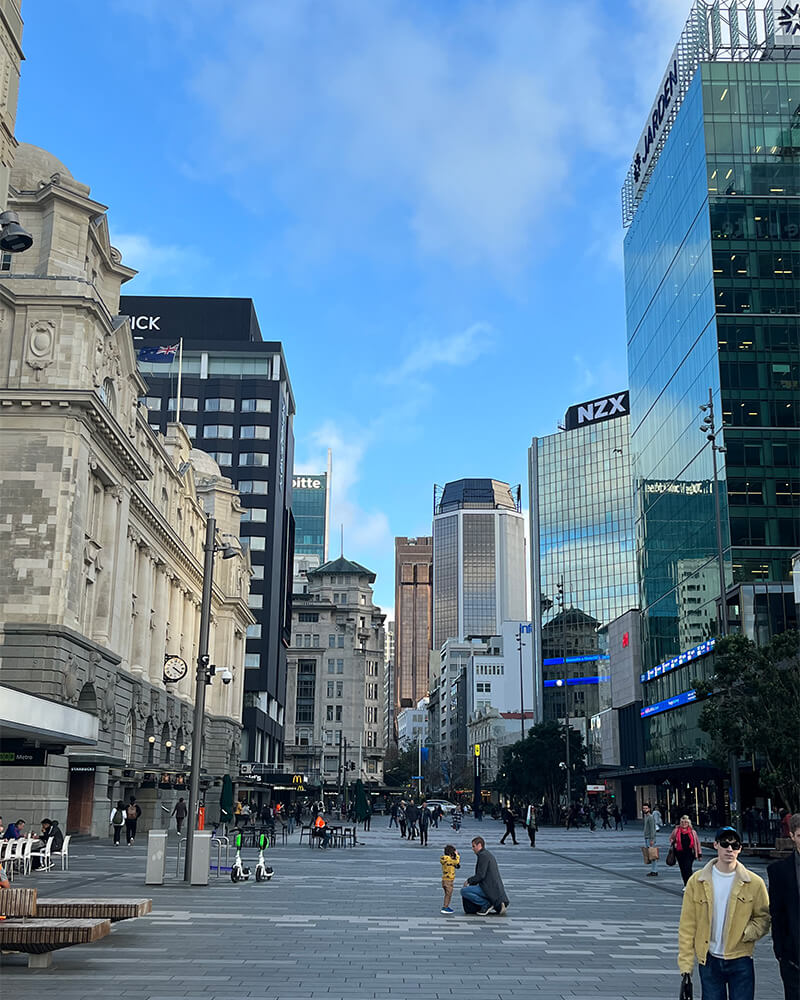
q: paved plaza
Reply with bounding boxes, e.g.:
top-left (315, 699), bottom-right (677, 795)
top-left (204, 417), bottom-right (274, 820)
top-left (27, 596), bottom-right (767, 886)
top-left (2, 817), bottom-right (782, 999)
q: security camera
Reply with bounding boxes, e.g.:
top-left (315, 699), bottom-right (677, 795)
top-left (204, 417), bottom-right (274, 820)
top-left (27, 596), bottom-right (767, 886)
top-left (220, 668), bottom-right (233, 685)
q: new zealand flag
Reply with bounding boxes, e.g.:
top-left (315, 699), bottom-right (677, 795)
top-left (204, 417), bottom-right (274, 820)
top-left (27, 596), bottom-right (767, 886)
top-left (137, 344), bottom-right (178, 363)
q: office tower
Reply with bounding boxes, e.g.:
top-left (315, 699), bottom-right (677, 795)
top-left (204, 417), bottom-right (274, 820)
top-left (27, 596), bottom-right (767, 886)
top-left (292, 460), bottom-right (331, 594)
top-left (529, 393), bottom-right (638, 727)
top-left (394, 536), bottom-right (433, 714)
top-left (622, 2), bottom-right (799, 778)
top-left (283, 556), bottom-right (386, 788)
top-left (432, 479), bottom-right (526, 651)
top-left (123, 295), bottom-right (296, 767)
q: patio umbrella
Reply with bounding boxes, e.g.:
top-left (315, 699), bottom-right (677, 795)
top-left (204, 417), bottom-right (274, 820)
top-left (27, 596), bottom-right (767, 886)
top-left (353, 779), bottom-right (369, 822)
top-left (220, 774), bottom-right (234, 826)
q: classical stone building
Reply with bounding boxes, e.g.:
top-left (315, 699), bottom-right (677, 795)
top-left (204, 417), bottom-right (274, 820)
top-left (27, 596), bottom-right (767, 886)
top-left (0, 144), bottom-right (253, 835)
top-left (284, 556), bottom-right (386, 791)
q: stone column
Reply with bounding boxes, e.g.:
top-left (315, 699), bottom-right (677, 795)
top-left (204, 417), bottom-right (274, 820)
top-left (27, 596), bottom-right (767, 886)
top-left (149, 561), bottom-right (169, 686)
top-left (93, 484), bottom-right (124, 646)
top-left (130, 542), bottom-right (153, 677)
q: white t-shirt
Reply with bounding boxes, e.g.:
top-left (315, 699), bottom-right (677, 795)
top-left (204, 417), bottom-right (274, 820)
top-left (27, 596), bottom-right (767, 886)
top-left (709, 865), bottom-right (737, 957)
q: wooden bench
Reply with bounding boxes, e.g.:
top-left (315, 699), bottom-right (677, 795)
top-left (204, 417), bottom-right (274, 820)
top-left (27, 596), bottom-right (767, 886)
top-left (37, 898), bottom-right (152, 921)
top-left (0, 917), bottom-right (111, 967)
top-left (0, 888), bottom-right (150, 968)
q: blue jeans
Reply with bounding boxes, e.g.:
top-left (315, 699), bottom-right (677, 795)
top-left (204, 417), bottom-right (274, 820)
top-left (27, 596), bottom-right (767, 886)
top-left (699, 955), bottom-right (755, 1000)
top-left (461, 884), bottom-right (490, 910)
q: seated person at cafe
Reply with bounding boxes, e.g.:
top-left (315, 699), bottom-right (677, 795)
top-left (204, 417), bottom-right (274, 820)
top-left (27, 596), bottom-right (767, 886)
top-left (313, 812), bottom-right (331, 848)
top-left (3, 819), bottom-right (25, 840)
top-left (41, 818), bottom-right (64, 853)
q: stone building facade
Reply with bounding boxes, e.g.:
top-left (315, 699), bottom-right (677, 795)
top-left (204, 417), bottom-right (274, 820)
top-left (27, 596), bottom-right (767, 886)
top-left (283, 556), bottom-right (386, 790)
top-left (0, 1), bottom-right (22, 210)
top-left (0, 144), bottom-right (253, 836)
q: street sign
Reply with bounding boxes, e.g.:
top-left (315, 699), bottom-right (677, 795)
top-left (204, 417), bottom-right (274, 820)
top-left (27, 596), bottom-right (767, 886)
top-left (0, 748), bottom-right (47, 766)
top-left (586, 784), bottom-right (606, 792)
top-left (411, 775), bottom-right (424, 780)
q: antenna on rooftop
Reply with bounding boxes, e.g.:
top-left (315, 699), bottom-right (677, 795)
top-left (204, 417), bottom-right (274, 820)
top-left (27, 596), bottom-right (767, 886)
top-left (340, 523), bottom-right (344, 558)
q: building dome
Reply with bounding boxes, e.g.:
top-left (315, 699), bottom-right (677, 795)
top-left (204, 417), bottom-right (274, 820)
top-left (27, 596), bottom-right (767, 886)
top-left (189, 448), bottom-right (222, 480)
top-left (11, 143), bottom-right (74, 192)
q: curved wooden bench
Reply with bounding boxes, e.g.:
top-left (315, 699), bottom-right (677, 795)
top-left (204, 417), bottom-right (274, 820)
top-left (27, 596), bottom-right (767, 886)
top-left (37, 898), bottom-right (152, 921)
top-left (0, 917), bottom-right (110, 967)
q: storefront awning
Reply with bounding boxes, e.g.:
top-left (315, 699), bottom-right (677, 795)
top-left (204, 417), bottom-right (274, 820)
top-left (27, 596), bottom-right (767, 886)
top-left (0, 685), bottom-right (98, 747)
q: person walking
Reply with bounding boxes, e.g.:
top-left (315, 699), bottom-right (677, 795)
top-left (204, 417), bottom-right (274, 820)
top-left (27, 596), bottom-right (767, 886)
top-left (125, 796), bottom-right (141, 845)
top-left (439, 844), bottom-right (460, 914)
top-left (398, 801), bottom-right (407, 839)
top-left (110, 800), bottom-right (125, 846)
top-left (418, 802), bottom-right (429, 847)
top-left (613, 804), bottom-right (623, 831)
top-left (525, 803), bottom-right (538, 847)
top-left (388, 800), bottom-right (399, 829)
top-left (642, 803), bottom-right (658, 876)
top-left (670, 814), bottom-right (702, 888)
top-left (678, 826), bottom-right (770, 1000)
top-left (460, 836), bottom-right (509, 915)
top-left (767, 812), bottom-right (800, 1000)
top-left (363, 801), bottom-right (372, 833)
top-left (171, 797), bottom-right (187, 834)
top-left (600, 804), bottom-right (611, 830)
top-left (406, 801), bottom-right (419, 842)
top-left (500, 805), bottom-right (518, 845)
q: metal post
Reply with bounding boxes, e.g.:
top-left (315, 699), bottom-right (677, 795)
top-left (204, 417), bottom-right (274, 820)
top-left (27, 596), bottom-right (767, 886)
top-left (184, 515), bottom-right (216, 882)
top-left (703, 388), bottom-right (739, 830)
top-left (517, 625), bottom-right (525, 742)
top-left (418, 742), bottom-right (422, 799)
top-left (559, 575), bottom-right (571, 809)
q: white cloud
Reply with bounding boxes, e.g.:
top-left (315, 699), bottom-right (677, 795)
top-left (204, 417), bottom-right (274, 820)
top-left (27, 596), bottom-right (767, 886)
top-left (131, 1), bottom-right (631, 274)
top-left (113, 233), bottom-right (208, 292)
top-left (295, 420), bottom-right (392, 559)
top-left (387, 322), bottom-right (492, 383)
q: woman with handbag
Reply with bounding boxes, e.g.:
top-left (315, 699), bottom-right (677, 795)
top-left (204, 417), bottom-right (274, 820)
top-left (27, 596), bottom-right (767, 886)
top-left (670, 815), bottom-right (702, 887)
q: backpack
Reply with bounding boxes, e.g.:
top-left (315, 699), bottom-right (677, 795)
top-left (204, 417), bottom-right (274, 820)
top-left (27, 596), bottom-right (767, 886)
top-left (126, 803), bottom-right (139, 820)
top-left (112, 808), bottom-right (124, 826)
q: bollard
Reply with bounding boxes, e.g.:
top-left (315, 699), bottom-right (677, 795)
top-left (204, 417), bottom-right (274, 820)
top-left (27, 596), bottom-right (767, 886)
top-left (145, 830), bottom-right (168, 885)
top-left (189, 830), bottom-right (212, 885)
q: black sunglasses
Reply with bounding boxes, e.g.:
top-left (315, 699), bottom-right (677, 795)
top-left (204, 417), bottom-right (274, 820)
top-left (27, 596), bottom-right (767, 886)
top-left (718, 839), bottom-right (741, 849)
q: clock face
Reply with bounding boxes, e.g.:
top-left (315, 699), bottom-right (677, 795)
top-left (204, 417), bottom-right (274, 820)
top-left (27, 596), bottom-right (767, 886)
top-left (163, 656), bottom-right (188, 682)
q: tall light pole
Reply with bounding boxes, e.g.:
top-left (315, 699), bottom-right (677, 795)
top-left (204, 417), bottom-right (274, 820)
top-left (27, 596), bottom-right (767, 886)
top-left (515, 623), bottom-right (530, 742)
top-left (556, 576), bottom-right (571, 809)
top-left (184, 516), bottom-right (237, 882)
top-left (699, 388), bottom-right (740, 831)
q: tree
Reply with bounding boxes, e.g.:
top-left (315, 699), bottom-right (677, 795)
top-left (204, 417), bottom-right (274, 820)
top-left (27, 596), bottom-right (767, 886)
top-left (696, 630), bottom-right (800, 812)
top-left (383, 742), bottom-right (418, 788)
top-left (495, 721), bottom-right (586, 821)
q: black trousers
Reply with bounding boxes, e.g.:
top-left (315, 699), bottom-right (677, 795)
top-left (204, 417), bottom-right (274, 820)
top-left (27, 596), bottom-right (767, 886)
top-left (676, 849), bottom-right (695, 885)
top-left (399, 820), bottom-right (406, 837)
top-left (527, 825), bottom-right (536, 846)
top-left (500, 823), bottom-right (517, 843)
top-left (779, 958), bottom-right (800, 1000)
top-left (125, 818), bottom-right (137, 844)
top-left (419, 825), bottom-right (428, 845)
top-left (113, 825), bottom-right (122, 844)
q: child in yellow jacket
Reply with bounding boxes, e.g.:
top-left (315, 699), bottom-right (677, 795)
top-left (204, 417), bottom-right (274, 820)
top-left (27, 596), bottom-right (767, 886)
top-left (439, 844), bottom-right (460, 913)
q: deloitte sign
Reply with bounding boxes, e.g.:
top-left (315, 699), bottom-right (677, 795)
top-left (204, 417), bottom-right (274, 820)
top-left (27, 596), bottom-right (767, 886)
top-left (293, 476), bottom-right (324, 490)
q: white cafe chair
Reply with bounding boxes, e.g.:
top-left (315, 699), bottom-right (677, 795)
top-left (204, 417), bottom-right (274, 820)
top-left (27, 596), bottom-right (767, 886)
top-left (51, 834), bottom-right (71, 871)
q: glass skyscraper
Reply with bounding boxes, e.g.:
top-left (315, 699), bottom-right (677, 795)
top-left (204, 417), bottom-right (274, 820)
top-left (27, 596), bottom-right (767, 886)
top-left (292, 472), bottom-right (328, 562)
top-left (529, 394), bottom-right (638, 725)
top-left (622, 2), bottom-right (799, 767)
top-left (432, 479), bottom-right (526, 651)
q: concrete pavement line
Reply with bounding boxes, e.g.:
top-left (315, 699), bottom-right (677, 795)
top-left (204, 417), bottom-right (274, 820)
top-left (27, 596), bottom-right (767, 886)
top-left (534, 845), bottom-right (684, 896)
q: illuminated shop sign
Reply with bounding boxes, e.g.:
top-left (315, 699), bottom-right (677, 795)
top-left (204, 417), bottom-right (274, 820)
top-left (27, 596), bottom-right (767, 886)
top-left (544, 654), bottom-right (610, 667)
top-left (643, 481), bottom-right (711, 496)
top-left (641, 638), bottom-right (715, 684)
top-left (629, 49), bottom-right (680, 199)
top-left (564, 392), bottom-right (629, 431)
top-left (641, 688), bottom-right (697, 718)
top-left (544, 676), bottom-right (610, 687)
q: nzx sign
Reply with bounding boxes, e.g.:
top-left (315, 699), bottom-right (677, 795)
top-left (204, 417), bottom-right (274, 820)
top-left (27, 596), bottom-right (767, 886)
top-left (565, 391), bottom-right (629, 431)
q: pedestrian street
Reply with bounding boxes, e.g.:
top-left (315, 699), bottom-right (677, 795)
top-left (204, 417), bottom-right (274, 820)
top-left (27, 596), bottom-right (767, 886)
top-left (2, 818), bottom-right (782, 1000)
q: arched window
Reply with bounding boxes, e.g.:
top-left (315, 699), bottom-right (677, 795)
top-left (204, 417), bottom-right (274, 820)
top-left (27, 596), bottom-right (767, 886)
top-left (161, 722), bottom-right (171, 764)
top-left (99, 378), bottom-right (116, 414)
top-left (77, 683), bottom-right (98, 715)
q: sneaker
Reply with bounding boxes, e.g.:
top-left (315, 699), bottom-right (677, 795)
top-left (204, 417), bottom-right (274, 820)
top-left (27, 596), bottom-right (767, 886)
top-left (647, 871), bottom-right (658, 876)
top-left (494, 902), bottom-right (508, 916)
top-left (440, 907), bottom-right (454, 914)
top-left (476, 906), bottom-right (492, 915)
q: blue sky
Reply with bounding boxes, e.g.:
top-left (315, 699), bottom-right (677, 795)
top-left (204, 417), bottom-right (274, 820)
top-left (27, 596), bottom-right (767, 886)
top-left (17, 0), bottom-right (690, 612)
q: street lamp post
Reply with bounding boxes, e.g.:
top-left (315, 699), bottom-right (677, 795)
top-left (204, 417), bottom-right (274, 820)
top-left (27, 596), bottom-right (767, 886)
top-left (556, 576), bottom-right (571, 810)
top-left (184, 516), bottom-right (237, 882)
top-left (515, 624), bottom-right (529, 742)
top-left (699, 388), bottom-right (740, 832)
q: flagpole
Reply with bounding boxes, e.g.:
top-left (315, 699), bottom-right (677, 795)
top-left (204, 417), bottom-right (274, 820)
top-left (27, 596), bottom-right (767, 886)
top-left (176, 338), bottom-right (183, 426)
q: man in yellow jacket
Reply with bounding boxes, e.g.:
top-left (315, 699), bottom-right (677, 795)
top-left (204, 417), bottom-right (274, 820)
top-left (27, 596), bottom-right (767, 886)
top-left (678, 826), bottom-right (770, 1000)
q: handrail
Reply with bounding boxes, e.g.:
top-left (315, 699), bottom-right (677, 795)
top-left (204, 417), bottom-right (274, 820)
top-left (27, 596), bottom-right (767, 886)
top-left (175, 836), bottom-right (187, 876)
top-left (210, 835), bottom-right (230, 877)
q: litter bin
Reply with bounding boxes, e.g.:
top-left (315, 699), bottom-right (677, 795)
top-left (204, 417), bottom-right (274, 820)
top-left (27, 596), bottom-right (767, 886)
top-left (145, 830), bottom-right (168, 885)
top-left (189, 830), bottom-right (212, 886)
